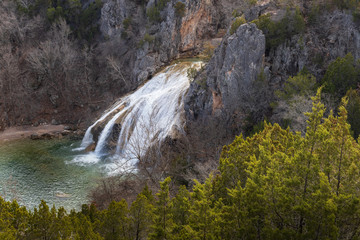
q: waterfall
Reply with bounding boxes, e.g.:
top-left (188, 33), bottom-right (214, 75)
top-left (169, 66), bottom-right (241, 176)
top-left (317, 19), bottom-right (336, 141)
top-left (72, 61), bottom-right (202, 174)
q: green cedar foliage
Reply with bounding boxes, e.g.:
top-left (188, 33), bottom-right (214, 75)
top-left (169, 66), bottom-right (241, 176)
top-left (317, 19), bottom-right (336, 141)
top-left (276, 72), bottom-right (316, 101)
top-left (146, 0), bottom-right (170, 22)
top-left (129, 193), bottom-right (153, 240)
top-left (253, 7), bottom-right (305, 51)
top-left (101, 200), bottom-right (130, 240)
top-left (149, 177), bottom-right (173, 240)
top-left (322, 53), bottom-right (360, 97)
top-left (345, 89), bottom-right (360, 139)
top-left (174, 2), bottom-right (186, 17)
top-left (229, 16), bottom-right (246, 35)
top-left (216, 89), bottom-right (360, 239)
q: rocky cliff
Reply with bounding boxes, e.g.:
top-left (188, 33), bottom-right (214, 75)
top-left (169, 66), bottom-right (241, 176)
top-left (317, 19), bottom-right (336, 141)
top-left (185, 23), bottom-right (266, 130)
top-left (100, 0), bottom-right (224, 83)
top-left (182, 2), bottom-right (360, 160)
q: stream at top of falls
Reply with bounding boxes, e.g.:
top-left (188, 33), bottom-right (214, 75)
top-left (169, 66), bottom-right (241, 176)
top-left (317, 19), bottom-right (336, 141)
top-left (0, 60), bottom-right (202, 211)
top-left (72, 60), bottom-right (203, 175)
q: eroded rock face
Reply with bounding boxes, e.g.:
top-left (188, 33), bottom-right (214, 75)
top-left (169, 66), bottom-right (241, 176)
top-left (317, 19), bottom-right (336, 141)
top-left (268, 10), bottom-right (360, 129)
top-left (100, 0), bottom-right (224, 83)
top-left (269, 11), bottom-right (360, 81)
top-left (185, 23), bottom-right (267, 129)
top-left (180, 0), bottom-right (222, 52)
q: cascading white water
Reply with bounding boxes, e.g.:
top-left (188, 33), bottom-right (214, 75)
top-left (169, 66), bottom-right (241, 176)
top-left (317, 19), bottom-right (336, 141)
top-left (72, 61), bottom-right (202, 174)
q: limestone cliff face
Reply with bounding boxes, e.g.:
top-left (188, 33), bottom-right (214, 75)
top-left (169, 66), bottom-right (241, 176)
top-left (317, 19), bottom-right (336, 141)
top-left (100, 0), bottom-right (223, 83)
top-left (269, 11), bottom-right (360, 83)
top-left (185, 23), bottom-right (267, 132)
top-left (179, 0), bottom-right (222, 52)
top-left (183, 6), bottom-right (360, 152)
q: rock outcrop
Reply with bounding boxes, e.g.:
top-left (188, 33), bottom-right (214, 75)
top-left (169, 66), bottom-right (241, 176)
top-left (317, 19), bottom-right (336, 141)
top-left (100, 0), bottom-right (224, 83)
top-left (185, 23), bottom-right (267, 132)
top-left (269, 10), bottom-right (360, 83)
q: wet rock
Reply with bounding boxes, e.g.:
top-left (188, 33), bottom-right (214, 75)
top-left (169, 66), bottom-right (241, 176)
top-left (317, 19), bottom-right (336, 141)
top-left (85, 143), bottom-right (96, 152)
top-left (30, 134), bottom-right (40, 140)
top-left (40, 133), bottom-right (53, 139)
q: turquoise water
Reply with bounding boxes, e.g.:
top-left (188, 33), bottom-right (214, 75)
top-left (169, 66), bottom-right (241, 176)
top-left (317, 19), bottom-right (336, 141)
top-left (0, 139), bottom-right (103, 211)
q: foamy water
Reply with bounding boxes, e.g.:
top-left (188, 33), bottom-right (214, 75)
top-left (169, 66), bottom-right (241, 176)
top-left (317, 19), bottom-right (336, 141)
top-left (72, 61), bottom-right (202, 175)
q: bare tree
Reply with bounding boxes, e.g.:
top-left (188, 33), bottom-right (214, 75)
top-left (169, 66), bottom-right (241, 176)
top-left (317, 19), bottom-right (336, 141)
top-left (107, 56), bottom-right (129, 86)
top-left (25, 19), bottom-right (86, 109)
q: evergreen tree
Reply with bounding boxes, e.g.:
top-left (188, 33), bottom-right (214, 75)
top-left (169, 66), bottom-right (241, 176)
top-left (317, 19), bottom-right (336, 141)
top-left (130, 191), bottom-right (154, 240)
top-left (149, 177), bottom-right (173, 240)
top-left (101, 200), bottom-right (130, 240)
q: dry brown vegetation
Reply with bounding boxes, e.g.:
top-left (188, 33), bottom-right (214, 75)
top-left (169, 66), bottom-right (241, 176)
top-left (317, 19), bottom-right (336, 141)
top-left (0, 0), bottom-right (134, 130)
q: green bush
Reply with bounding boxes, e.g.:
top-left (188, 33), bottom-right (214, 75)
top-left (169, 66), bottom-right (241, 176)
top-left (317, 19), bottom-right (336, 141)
top-left (308, 4), bottom-right (321, 25)
top-left (276, 72), bottom-right (317, 101)
top-left (196, 77), bottom-right (207, 89)
top-left (144, 33), bottom-right (155, 42)
top-left (248, 0), bottom-right (257, 5)
top-left (174, 2), bottom-right (186, 17)
top-left (232, 9), bottom-right (241, 18)
top-left (138, 33), bottom-right (155, 47)
top-left (147, 6), bottom-right (161, 22)
top-left (123, 17), bottom-right (132, 30)
top-left (229, 16), bottom-right (246, 35)
top-left (253, 7), bottom-right (305, 51)
top-left (346, 89), bottom-right (360, 138)
top-left (322, 53), bottom-right (360, 97)
top-left (146, 0), bottom-right (170, 22)
top-left (158, 0), bottom-right (170, 10)
top-left (353, 3), bottom-right (360, 23)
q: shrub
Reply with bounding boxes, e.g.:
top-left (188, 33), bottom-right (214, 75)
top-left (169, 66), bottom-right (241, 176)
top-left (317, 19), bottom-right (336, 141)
top-left (146, 0), bottom-right (170, 22)
top-left (174, 2), bottom-right (186, 17)
top-left (253, 7), bottom-right (305, 51)
top-left (123, 17), bottom-right (132, 30)
top-left (147, 6), bottom-right (161, 22)
top-left (346, 89), bottom-right (360, 138)
top-left (308, 3), bottom-right (321, 25)
top-left (138, 33), bottom-right (155, 47)
top-left (187, 67), bottom-right (198, 81)
top-left (144, 33), bottom-right (154, 42)
top-left (232, 9), bottom-right (241, 18)
top-left (322, 53), bottom-right (360, 97)
top-left (158, 0), bottom-right (170, 10)
top-left (276, 72), bottom-right (317, 101)
top-left (196, 77), bottom-right (207, 89)
top-left (353, 3), bottom-right (360, 23)
top-left (248, 0), bottom-right (257, 5)
top-left (229, 16), bottom-right (246, 35)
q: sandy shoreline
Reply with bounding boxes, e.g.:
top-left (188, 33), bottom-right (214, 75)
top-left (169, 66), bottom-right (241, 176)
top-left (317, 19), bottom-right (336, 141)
top-left (0, 125), bottom-right (68, 143)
